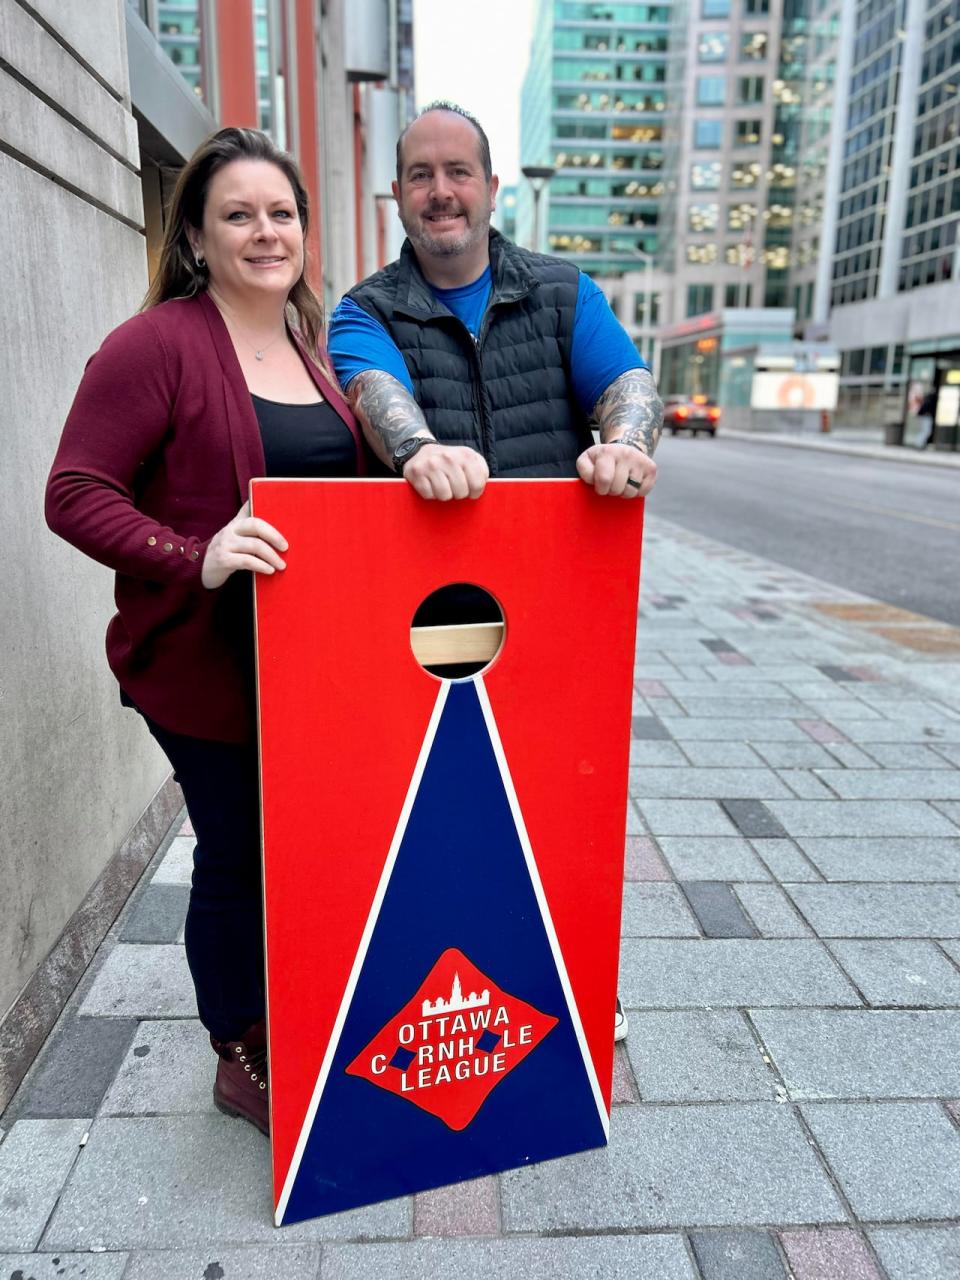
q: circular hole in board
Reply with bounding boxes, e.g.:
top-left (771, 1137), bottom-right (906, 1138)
top-left (410, 582), bottom-right (505, 680)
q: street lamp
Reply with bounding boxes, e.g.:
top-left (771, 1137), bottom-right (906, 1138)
top-left (632, 247), bottom-right (655, 373)
top-left (522, 164), bottom-right (556, 253)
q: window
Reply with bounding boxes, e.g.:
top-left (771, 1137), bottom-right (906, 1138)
top-left (702, 0), bottom-right (730, 14)
top-left (634, 291), bottom-right (661, 326)
top-left (694, 119), bottom-right (724, 148)
top-left (687, 284), bottom-right (715, 317)
top-left (697, 76), bottom-right (726, 106)
top-left (688, 201), bottom-right (720, 232)
top-left (868, 346), bottom-right (887, 376)
top-left (735, 118), bottom-right (763, 146)
top-left (737, 76), bottom-right (765, 104)
top-left (731, 162), bottom-right (761, 188)
top-left (849, 348), bottom-right (865, 376)
top-left (741, 32), bottom-right (768, 60)
top-left (691, 161), bottom-right (722, 189)
top-left (724, 283), bottom-right (753, 306)
top-left (698, 32), bottom-right (730, 62)
top-left (727, 202), bottom-right (758, 231)
top-left (744, 0), bottom-right (769, 12)
top-left (687, 243), bottom-right (719, 264)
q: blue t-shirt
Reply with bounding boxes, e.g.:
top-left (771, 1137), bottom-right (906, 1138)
top-left (328, 266), bottom-right (645, 416)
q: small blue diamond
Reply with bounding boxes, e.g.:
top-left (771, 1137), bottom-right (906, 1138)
top-left (389, 1046), bottom-right (416, 1070)
top-left (477, 1030), bottom-right (501, 1053)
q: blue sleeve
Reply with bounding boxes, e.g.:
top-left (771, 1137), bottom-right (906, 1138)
top-left (327, 297), bottom-right (414, 394)
top-left (570, 273), bottom-right (647, 415)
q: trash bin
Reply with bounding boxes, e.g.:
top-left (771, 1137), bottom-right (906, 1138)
top-left (933, 422), bottom-right (958, 452)
top-left (251, 479), bottom-right (645, 1225)
top-left (884, 421), bottom-right (905, 447)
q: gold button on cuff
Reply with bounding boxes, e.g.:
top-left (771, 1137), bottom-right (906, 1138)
top-left (189, 550), bottom-right (200, 561)
top-left (147, 536), bottom-right (157, 546)
top-left (162, 542), bottom-right (173, 552)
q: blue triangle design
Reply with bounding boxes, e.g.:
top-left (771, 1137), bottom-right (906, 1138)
top-left (282, 679), bottom-right (607, 1224)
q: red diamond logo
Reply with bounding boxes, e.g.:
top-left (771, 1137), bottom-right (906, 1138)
top-left (346, 948), bottom-right (559, 1131)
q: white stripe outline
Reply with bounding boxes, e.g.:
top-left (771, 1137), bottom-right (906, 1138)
top-left (474, 677), bottom-right (609, 1141)
top-left (275, 680), bottom-right (450, 1225)
top-left (275, 674), bottom-right (608, 1224)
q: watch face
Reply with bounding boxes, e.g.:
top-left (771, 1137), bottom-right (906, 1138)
top-left (394, 438), bottom-right (422, 470)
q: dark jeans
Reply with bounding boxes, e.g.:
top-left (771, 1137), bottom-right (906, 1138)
top-left (140, 712), bottom-right (265, 1042)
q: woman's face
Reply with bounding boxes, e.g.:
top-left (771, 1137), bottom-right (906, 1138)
top-left (191, 159), bottom-right (304, 303)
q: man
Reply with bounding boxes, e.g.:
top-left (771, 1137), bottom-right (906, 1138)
top-left (329, 102), bottom-right (663, 1040)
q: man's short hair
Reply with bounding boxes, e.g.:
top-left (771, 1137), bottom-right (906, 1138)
top-left (395, 101), bottom-right (493, 184)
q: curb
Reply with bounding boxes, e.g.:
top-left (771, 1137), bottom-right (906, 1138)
top-left (718, 429), bottom-right (960, 469)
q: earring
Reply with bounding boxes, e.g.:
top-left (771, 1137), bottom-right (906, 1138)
top-left (195, 252), bottom-right (206, 269)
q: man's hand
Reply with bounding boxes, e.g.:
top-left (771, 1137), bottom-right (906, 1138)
top-left (201, 500), bottom-right (288, 589)
top-left (402, 443), bottom-right (489, 500)
top-left (577, 441), bottom-right (657, 498)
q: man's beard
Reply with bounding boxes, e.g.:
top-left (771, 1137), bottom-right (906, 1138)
top-left (401, 206), bottom-right (491, 258)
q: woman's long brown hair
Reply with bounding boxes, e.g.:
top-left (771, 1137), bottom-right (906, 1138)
top-left (142, 127), bottom-right (326, 360)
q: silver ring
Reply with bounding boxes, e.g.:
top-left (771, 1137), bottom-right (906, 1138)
top-left (625, 477), bottom-right (642, 491)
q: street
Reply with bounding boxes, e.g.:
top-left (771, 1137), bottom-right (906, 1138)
top-left (651, 437), bottom-right (960, 627)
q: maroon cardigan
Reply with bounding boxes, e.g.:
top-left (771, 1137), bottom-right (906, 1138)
top-left (46, 292), bottom-right (363, 743)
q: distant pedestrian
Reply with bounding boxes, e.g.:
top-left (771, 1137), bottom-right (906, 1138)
top-left (46, 128), bottom-right (364, 1135)
top-left (917, 389), bottom-right (937, 448)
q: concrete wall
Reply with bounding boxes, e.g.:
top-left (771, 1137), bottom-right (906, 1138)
top-left (317, 3), bottom-right (360, 309)
top-left (0, 0), bottom-right (170, 1031)
top-left (830, 283), bottom-right (960, 352)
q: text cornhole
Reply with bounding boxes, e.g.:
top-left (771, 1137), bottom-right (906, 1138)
top-left (252, 479), bottom-right (644, 1225)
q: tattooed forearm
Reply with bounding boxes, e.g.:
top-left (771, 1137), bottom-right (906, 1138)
top-left (347, 370), bottom-right (435, 467)
top-left (592, 368), bottom-right (664, 456)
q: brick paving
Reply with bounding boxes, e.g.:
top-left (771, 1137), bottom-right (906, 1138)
top-left (2, 513), bottom-right (960, 1277)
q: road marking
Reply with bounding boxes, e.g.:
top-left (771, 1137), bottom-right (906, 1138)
top-left (814, 495), bottom-right (960, 534)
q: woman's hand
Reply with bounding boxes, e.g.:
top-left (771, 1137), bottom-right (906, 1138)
top-left (201, 500), bottom-right (288, 589)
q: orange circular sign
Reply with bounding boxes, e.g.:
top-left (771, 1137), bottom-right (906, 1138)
top-left (776, 375), bottom-right (816, 408)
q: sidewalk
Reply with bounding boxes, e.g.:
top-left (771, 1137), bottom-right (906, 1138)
top-left (2, 515), bottom-right (959, 1279)
top-left (721, 427), bottom-right (960, 469)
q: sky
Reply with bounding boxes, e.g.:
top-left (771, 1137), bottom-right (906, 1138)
top-left (412, 0), bottom-right (540, 189)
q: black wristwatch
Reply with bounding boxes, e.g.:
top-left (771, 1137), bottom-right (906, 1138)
top-left (392, 436), bottom-right (438, 474)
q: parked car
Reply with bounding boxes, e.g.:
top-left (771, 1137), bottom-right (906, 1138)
top-left (663, 394), bottom-right (721, 436)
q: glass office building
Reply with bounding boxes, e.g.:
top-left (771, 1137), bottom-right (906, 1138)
top-left (659, 0), bottom-right (784, 319)
top-left (823, 0), bottom-right (960, 435)
top-left (519, 0), bottom-right (673, 276)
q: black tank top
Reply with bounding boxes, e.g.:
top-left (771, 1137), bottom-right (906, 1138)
top-left (250, 394), bottom-right (357, 477)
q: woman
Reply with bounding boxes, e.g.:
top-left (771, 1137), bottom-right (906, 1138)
top-left (46, 128), bottom-right (363, 1136)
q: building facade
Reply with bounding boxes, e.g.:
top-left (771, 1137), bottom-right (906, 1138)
top-left (823, 0), bottom-right (960, 432)
top-left (519, 0), bottom-right (674, 364)
top-left (519, 0), bottom-right (959, 434)
top-left (660, 0), bottom-right (784, 321)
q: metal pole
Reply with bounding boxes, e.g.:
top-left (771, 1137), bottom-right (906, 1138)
top-left (522, 165), bottom-right (555, 255)
top-left (634, 248), bottom-right (652, 371)
top-left (638, 253), bottom-right (647, 367)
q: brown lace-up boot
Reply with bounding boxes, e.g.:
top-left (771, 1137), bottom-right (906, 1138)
top-left (211, 1019), bottom-right (269, 1135)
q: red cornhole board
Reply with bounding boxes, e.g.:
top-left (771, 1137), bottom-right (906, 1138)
top-left (251, 479), bottom-right (644, 1226)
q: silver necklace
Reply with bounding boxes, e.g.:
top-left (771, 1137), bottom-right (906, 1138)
top-left (214, 297), bottom-right (287, 361)
top-left (243, 329), bottom-right (285, 361)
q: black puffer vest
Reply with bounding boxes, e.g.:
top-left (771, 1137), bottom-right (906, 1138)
top-left (347, 231), bottom-right (593, 477)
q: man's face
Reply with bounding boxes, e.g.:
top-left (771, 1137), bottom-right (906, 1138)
top-left (393, 112), bottom-right (499, 260)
